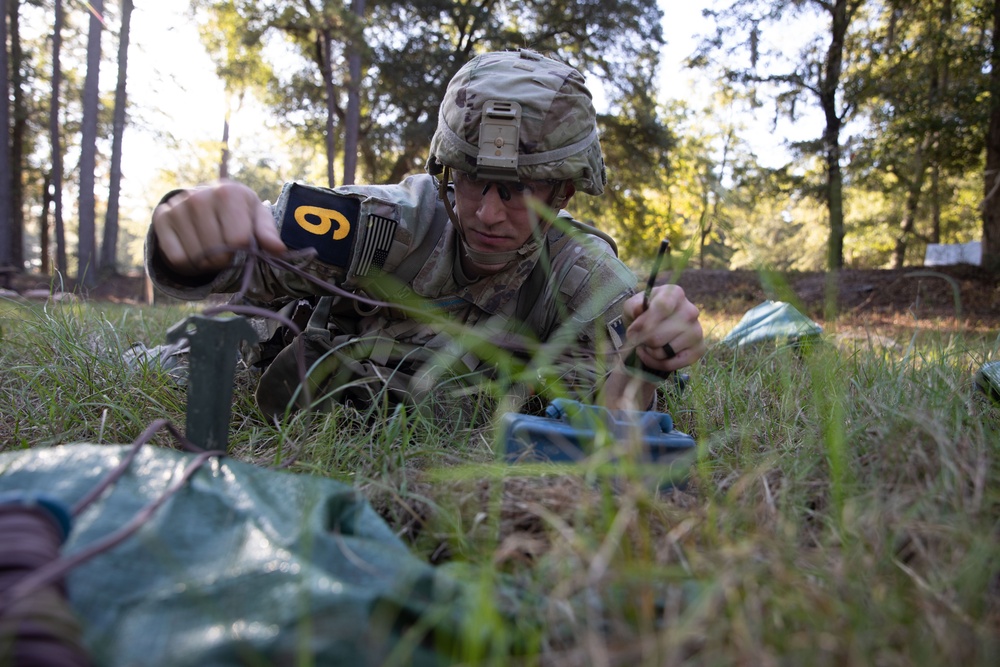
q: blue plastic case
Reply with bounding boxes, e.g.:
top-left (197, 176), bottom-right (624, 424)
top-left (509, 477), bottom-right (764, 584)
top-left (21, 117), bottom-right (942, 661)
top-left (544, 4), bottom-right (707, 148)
top-left (501, 399), bottom-right (696, 487)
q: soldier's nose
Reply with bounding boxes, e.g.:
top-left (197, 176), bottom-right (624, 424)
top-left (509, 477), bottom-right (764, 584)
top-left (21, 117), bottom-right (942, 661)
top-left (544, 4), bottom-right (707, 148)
top-left (476, 184), bottom-right (507, 223)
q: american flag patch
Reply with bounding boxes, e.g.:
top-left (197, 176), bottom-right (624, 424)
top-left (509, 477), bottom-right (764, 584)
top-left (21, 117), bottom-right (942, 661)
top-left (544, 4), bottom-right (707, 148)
top-left (355, 215), bottom-right (397, 277)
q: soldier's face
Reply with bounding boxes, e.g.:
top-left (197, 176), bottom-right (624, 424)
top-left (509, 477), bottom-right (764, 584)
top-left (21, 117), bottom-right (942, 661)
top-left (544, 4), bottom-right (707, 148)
top-left (453, 172), bottom-right (555, 275)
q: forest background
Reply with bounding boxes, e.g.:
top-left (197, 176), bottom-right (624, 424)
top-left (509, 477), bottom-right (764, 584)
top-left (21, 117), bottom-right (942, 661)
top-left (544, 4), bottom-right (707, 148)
top-left (1, 0), bottom-right (1000, 290)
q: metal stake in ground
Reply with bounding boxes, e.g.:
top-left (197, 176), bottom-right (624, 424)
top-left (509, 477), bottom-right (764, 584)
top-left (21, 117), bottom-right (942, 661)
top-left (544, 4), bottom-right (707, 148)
top-left (166, 315), bottom-right (257, 451)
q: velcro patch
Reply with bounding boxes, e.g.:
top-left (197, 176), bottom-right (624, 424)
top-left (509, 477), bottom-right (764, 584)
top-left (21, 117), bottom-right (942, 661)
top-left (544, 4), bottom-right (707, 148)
top-left (279, 184), bottom-right (360, 269)
top-left (607, 315), bottom-right (626, 349)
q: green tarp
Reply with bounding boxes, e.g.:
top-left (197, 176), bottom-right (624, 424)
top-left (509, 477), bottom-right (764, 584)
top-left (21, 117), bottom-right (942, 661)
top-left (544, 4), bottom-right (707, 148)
top-left (721, 300), bottom-right (823, 348)
top-left (976, 361), bottom-right (1000, 402)
top-left (1, 444), bottom-right (464, 666)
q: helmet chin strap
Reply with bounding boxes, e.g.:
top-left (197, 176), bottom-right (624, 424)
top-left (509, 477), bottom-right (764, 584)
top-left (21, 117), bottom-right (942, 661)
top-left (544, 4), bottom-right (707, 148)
top-left (437, 166), bottom-right (546, 267)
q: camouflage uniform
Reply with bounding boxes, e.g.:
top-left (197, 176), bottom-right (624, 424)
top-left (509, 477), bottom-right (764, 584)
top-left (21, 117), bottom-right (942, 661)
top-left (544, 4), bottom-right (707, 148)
top-left (146, 50), bottom-right (639, 416)
top-left (146, 174), bottom-right (638, 416)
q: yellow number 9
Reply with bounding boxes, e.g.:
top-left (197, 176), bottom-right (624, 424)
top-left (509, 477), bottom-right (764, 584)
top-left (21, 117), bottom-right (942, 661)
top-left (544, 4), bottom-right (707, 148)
top-left (294, 206), bottom-right (351, 240)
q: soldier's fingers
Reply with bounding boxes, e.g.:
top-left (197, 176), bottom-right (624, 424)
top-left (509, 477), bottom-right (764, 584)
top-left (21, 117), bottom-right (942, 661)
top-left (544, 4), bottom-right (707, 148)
top-left (210, 184), bottom-right (257, 254)
top-left (207, 182), bottom-right (286, 258)
top-left (189, 199), bottom-right (230, 269)
top-left (153, 197), bottom-right (217, 275)
top-left (252, 202), bottom-right (287, 255)
top-left (626, 284), bottom-right (705, 371)
top-left (151, 214), bottom-right (190, 272)
top-left (663, 321), bottom-right (705, 360)
top-left (645, 285), bottom-right (690, 322)
top-left (626, 285), bottom-right (687, 334)
top-left (629, 288), bottom-right (700, 346)
top-left (635, 338), bottom-right (705, 373)
top-left (621, 292), bottom-right (646, 326)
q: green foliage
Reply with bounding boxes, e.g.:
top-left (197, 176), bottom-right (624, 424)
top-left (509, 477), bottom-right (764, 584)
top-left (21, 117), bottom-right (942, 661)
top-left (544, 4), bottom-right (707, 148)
top-left (845, 0), bottom-right (990, 266)
top-left (656, 94), bottom-right (769, 270)
top-left (691, 1), bottom-right (868, 270)
top-left (571, 91), bottom-right (675, 264)
top-left (666, 0), bottom-right (1000, 272)
top-left (844, 188), bottom-right (900, 267)
top-left (728, 182), bottom-right (829, 271)
top-left (193, 0), bottom-right (274, 94)
top-left (148, 139), bottom-right (287, 203)
top-left (944, 171), bottom-right (990, 242)
top-left (194, 0), bottom-right (666, 186)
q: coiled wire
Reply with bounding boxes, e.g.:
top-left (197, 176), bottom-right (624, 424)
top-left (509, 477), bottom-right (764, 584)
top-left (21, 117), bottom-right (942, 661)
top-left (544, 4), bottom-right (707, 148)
top-left (1, 421), bottom-right (221, 666)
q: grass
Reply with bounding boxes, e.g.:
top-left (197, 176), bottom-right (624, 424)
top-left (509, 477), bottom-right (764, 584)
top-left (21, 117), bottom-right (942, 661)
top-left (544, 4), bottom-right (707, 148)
top-left (1, 291), bottom-right (998, 665)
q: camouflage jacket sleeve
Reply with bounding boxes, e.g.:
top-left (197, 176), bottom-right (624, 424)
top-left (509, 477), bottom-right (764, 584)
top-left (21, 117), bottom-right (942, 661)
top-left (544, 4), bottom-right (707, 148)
top-left (144, 175), bottom-right (450, 305)
top-left (526, 223), bottom-right (637, 345)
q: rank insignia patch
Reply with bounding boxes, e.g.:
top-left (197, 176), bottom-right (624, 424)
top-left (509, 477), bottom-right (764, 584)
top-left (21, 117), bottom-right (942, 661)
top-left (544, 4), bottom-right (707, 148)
top-left (279, 183), bottom-right (360, 269)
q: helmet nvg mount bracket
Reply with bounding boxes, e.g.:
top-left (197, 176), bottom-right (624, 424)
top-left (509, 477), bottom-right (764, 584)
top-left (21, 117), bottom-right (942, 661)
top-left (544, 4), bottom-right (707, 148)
top-left (476, 100), bottom-right (522, 182)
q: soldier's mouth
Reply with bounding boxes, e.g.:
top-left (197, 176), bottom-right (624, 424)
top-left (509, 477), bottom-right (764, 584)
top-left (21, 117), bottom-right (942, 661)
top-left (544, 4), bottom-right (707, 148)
top-left (467, 229), bottom-right (511, 249)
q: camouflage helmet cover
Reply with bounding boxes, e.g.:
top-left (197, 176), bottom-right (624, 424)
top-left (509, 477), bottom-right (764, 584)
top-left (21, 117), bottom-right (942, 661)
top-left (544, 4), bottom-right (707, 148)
top-left (427, 49), bottom-right (606, 196)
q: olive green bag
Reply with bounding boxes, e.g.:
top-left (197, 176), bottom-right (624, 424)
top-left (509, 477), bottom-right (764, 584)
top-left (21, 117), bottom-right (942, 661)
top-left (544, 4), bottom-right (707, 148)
top-left (254, 296), bottom-right (485, 420)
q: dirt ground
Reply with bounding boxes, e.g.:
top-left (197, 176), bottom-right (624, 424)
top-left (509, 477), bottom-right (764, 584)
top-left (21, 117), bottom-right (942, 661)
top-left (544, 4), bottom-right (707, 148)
top-left (4, 264), bottom-right (999, 328)
top-left (672, 264), bottom-right (999, 327)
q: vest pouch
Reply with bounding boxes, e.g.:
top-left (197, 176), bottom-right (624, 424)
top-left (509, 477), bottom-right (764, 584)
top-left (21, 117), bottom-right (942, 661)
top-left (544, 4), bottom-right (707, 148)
top-left (256, 331), bottom-right (399, 418)
top-left (254, 330), bottom-right (483, 421)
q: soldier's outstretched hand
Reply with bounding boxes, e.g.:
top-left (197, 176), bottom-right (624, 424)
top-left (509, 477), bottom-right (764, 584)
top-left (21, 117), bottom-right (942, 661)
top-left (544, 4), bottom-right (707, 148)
top-left (623, 284), bottom-right (706, 374)
top-left (152, 181), bottom-right (287, 276)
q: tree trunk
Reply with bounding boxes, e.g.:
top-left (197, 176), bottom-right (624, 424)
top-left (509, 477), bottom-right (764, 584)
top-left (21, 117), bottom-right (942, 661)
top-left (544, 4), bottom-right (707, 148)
top-left (702, 129), bottom-right (731, 268)
top-left (220, 114), bottom-right (230, 180)
top-left (893, 172), bottom-right (925, 269)
top-left (78, 0), bottom-right (104, 288)
top-left (930, 0), bottom-right (952, 246)
top-left (50, 0), bottom-right (67, 276)
top-left (220, 91), bottom-right (245, 179)
top-left (820, 0), bottom-right (851, 271)
top-left (9, 0), bottom-right (24, 270)
top-left (319, 28), bottom-right (338, 188)
top-left (40, 171), bottom-right (51, 275)
top-left (825, 132), bottom-right (846, 270)
top-left (893, 134), bottom-right (931, 269)
top-left (983, 0), bottom-right (1000, 273)
top-left (343, 0), bottom-right (365, 185)
top-left (698, 203), bottom-right (711, 269)
top-left (930, 163), bottom-right (941, 244)
top-left (0, 1), bottom-right (11, 270)
top-left (101, 0), bottom-right (133, 274)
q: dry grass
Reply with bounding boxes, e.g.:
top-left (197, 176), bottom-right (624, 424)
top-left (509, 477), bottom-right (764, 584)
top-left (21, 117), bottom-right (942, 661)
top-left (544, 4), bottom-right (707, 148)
top-left (1, 295), bottom-right (998, 665)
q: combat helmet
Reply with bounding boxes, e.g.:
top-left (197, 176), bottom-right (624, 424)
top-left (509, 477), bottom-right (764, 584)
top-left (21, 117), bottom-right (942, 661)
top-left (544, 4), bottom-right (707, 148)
top-left (427, 49), bottom-right (607, 266)
top-left (427, 49), bottom-right (606, 196)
